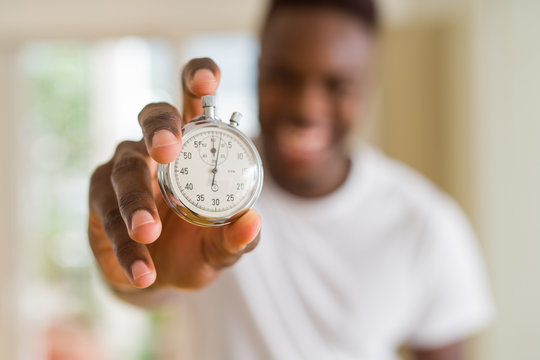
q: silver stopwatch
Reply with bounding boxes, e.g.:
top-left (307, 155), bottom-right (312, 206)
top-left (157, 95), bottom-right (264, 227)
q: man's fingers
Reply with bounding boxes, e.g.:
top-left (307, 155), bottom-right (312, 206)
top-left (89, 211), bottom-right (131, 288)
top-left (112, 236), bottom-right (157, 289)
top-left (181, 57), bottom-right (221, 122)
top-left (89, 162), bottom-right (157, 288)
top-left (202, 210), bottom-right (262, 269)
top-left (110, 141), bottom-right (162, 244)
top-left (137, 58), bottom-right (220, 164)
top-left (138, 102), bottom-right (182, 164)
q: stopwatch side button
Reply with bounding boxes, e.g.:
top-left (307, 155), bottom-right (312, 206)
top-left (230, 112), bottom-right (242, 127)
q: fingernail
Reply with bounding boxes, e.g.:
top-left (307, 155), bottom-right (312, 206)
top-left (236, 214), bottom-right (261, 252)
top-left (191, 68), bottom-right (216, 84)
top-left (255, 219), bottom-right (262, 235)
top-left (152, 130), bottom-right (178, 149)
top-left (131, 210), bottom-right (155, 231)
top-left (237, 242), bottom-right (249, 252)
top-left (238, 229), bottom-right (260, 252)
top-left (131, 260), bottom-right (152, 281)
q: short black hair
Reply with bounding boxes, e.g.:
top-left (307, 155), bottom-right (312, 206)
top-left (264, 0), bottom-right (379, 32)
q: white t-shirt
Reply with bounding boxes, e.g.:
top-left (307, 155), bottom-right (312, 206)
top-left (163, 145), bottom-right (494, 360)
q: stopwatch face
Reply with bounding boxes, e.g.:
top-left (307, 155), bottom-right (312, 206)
top-left (158, 120), bottom-right (263, 227)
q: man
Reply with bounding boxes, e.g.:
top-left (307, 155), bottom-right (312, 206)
top-left (88, 0), bottom-right (494, 358)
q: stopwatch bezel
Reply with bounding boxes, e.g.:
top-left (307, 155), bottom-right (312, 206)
top-left (157, 119), bottom-right (264, 227)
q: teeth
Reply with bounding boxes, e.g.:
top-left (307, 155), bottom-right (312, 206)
top-left (276, 126), bottom-right (330, 160)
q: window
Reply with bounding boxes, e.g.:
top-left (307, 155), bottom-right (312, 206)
top-left (16, 32), bottom-right (258, 359)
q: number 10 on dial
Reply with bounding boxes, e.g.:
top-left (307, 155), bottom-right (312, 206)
top-left (157, 95), bottom-right (264, 227)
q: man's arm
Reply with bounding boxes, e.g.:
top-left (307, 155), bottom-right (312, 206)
top-left (412, 342), bottom-right (464, 360)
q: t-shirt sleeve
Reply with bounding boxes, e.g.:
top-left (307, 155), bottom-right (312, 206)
top-left (407, 197), bottom-right (496, 349)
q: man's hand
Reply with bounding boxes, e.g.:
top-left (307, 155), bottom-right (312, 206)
top-left (88, 58), bottom-right (261, 293)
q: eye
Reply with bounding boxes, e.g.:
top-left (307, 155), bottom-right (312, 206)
top-left (326, 77), bottom-right (352, 97)
top-left (263, 66), bottom-right (300, 91)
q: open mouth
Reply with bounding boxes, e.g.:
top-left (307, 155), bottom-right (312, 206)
top-left (274, 124), bottom-right (332, 165)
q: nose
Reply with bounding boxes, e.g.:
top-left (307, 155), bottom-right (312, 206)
top-left (292, 81), bottom-right (330, 125)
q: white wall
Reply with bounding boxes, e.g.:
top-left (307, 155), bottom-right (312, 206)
top-left (373, 1), bottom-right (540, 358)
top-left (471, 1), bottom-right (540, 359)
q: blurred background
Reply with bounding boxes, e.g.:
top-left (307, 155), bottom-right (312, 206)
top-left (0, 0), bottom-right (539, 359)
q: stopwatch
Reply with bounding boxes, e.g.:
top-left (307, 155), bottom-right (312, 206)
top-left (157, 95), bottom-right (264, 227)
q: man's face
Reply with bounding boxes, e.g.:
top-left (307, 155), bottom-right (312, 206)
top-left (258, 7), bottom-right (375, 195)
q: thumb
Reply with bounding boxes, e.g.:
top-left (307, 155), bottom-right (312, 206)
top-left (201, 210), bottom-right (262, 269)
top-left (223, 210), bottom-right (262, 254)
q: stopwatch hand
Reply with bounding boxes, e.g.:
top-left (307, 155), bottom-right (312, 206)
top-left (211, 133), bottom-right (223, 188)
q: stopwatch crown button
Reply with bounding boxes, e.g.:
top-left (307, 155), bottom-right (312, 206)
top-left (202, 95), bottom-right (216, 108)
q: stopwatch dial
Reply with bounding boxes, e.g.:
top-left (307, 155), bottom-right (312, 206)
top-left (171, 127), bottom-right (259, 218)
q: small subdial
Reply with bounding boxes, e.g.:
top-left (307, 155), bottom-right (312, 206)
top-left (198, 134), bottom-right (229, 166)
